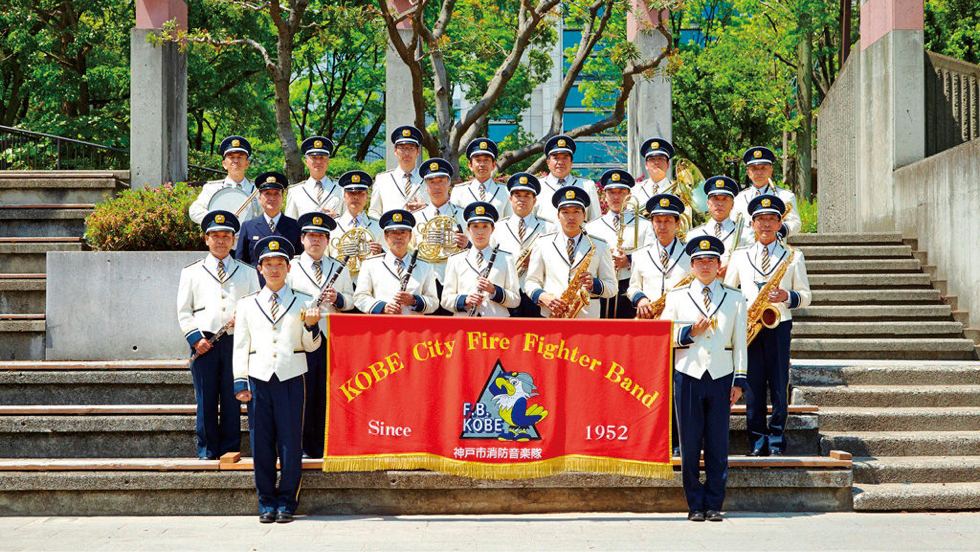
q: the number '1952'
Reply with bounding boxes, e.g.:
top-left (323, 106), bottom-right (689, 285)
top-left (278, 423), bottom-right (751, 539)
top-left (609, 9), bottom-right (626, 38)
top-left (585, 425), bottom-right (628, 440)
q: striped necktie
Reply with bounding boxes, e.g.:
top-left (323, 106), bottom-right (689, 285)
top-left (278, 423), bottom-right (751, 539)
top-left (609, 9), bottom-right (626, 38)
top-left (613, 214), bottom-right (621, 233)
top-left (702, 286), bottom-right (712, 310)
top-left (216, 259), bottom-right (226, 281)
top-left (761, 245), bottom-right (771, 273)
top-left (715, 221), bottom-right (723, 237)
top-left (479, 182), bottom-right (486, 201)
top-left (566, 237), bottom-right (576, 261)
top-left (518, 218), bottom-right (526, 241)
top-left (396, 257), bottom-right (405, 277)
top-left (269, 293), bottom-right (279, 320)
top-left (316, 180), bottom-right (324, 204)
top-left (660, 246), bottom-right (669, 268)
top-left (403, 174), bottom-right (412, 197)
top-left (477, 249), bottom-right (484, 266)
top-left (268, 217), bottom-right (275, 232)
top-left (313, 259), bottom-right (323, 285)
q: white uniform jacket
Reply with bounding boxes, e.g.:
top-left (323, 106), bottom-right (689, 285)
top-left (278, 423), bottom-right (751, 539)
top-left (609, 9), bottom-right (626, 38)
top-left (686, 217), bottom-right (752, 267)
top-left (410, 202), bottom-right (466, 283)
top-left (177, 255), bottom-right (260, 346)
top-left (661, 279), bottom-right (748, 381)
top-left (449, 179), bottom-right (512, 218)
top-left (329, 211), bottom-right (385, 258)
top-left (188, 177), bottom-right (257, 225)
top-left (724, 241), bottom-right (811, 323)
top-left (626, 238), bottom-right (691, 306)
top-left (232, 286), bottom-right (321, 390)
top-left (535, 174), bottom-right (602, 223)
top-left (732, 183), bottom-right (802, 240)
top-left (524, 231), bottom-right (617, 319)
top-left (440, 246), bottom-right (520, 317)
top-left (367, 168), bottom-right (426, 220)
top-left (353, 252), bottom-right (439, 315)
top-left (491, 214), bottom-right (555, 288)
top-left (584, 211), bottom-right (655, 282)
top-left (284, 176), bottom-right (342, 219)
top-left (633, 177), bottom-right (693, 223)
top-left (286, 253), bottom-right (355, 330)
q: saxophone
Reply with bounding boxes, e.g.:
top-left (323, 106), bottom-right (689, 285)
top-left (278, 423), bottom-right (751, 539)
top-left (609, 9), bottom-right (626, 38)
top-left (637, 272), bottom-right (697, 320)
top-left (550, 233), bottom-right (596, 319)
top-left (746, 249), bottom-right (795, 345)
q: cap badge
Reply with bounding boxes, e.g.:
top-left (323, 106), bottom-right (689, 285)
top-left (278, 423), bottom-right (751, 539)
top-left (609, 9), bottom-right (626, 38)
top-left (753, 150), bottom-right (763, 158)
top-left (715, 179), bottom-right (724, 188)
top-left (429, 162), bottom-right (438, 171)
top-left (269, 241), bottom-right (280, 251)
top-left (393, 213), bottom-right (403, 222)
top-left (564, 190), bottom-right (575, 200)
top-left (479, 141), bottom-right (487, 149)
top-left (314, 140), bottom-right (322, 148)
top-left (351, 174), bottom-right (361, 183)
top-left (519, 176), bottom-right (527, 184)
top-left (266, 176), bottom-right (276, 184)
top-left (475, 206), bottom-right (485, 215)
top-left (651, 141), bottom-right (659, 149)
top-left (699, 240), bottom-right (710, 250)
top-left (312, 217), bottom-right (322, 226)
top-left (659, 198), bottom-right (670, 207)
top-left (215, 214), bottom-right (225, 223)
top-left (402, 129), bottom-right (411, 137)
top-left (611, 173), bottom-right (621, 182)
top-left (557, 139), bottom-right (566, 147)
top-left (761, 198), bottom-right (772, 207)
top-left (232, 139), bottom-right (240, 147)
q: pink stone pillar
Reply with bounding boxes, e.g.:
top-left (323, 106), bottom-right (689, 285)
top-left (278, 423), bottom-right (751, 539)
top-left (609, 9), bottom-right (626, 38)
top-left (626, 0), bottom-right (671, 176)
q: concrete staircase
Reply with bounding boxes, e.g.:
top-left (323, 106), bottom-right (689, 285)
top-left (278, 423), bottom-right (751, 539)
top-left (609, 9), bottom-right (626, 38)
top-left (788, 233), bottom-right (977, 360)
top-left (792, 360), bottom-right (980, 511)
top-left (0, 171), bottom-right (128, 360)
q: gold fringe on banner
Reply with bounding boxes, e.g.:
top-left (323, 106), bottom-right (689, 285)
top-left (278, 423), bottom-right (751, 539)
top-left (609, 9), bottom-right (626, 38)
top-left (321, 452), bottom-right (674, 480)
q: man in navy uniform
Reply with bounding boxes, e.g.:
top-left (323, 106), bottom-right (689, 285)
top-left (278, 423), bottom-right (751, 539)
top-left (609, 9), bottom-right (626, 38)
top-left (368, 125), bottom-right (427, 218)
top-left (234, 236), bottom-right (322, 523)
top-left (177, 210), bottom-right (259, 460)
top-left (286, 212), bottom-right (354, 458)
top-left (449, 138), bottom-right (511, 217)
top-left (188, 136), bottom-right (258, 225)
top-left (284, 136), bottom-right (342, 219)
top-left (725, 194), bottom-right (811, 456)
top-left (535, 136), bottom-right (602, 223)
top-left (661, 235), bottom-right (747, 521)
top-left (235, 172), bottom-right (302, 281)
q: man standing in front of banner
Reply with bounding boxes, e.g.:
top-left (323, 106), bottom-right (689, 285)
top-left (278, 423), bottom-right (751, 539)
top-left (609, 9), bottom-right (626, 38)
top-left (442, 202), bottom-right (520, 317)
top-left (725, 194), bottom-right (811, 456)
top-left (661, 235), bottom-right (747, 522)
top-left (284, 136), bottom-right (342, 219)
top-left (524, 186), bottom-right (616, 318)
top-left (233, 236), bottom-right (321, 523)
top-left (585, 169), bottom-right (653, 319)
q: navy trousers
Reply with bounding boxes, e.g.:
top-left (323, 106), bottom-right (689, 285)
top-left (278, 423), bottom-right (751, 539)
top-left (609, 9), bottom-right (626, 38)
top-left (746, 320), bottom-right (793, 453)
top-left (189, 335), bottom-right (240, 459)
top-left (248, 373), bottom-right (305, 515)
top-left (674, 370), bottom-right (733, 512)
top-left (509, 291), bottom-right (543, 318)
top-left (302, 339), bottom-right (327, 458)
top-left (600, 279), bottom-right (636, 319)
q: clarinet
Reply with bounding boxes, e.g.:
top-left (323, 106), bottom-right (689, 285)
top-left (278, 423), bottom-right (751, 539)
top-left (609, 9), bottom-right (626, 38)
top-left (187, 319), bottom-right (234, 367)
top-left (467, 245), bottom-right (500, 317)
top-left (312, 255), bottom-right (351, 310)
top-left (399, 249), bottom-right (420, 292)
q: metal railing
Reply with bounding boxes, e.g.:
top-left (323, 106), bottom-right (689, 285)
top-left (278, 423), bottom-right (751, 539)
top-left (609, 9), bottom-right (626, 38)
top-left (0, 125), bottom-right (223, 181)
top-left (925, 52), bottom-right (980, 157)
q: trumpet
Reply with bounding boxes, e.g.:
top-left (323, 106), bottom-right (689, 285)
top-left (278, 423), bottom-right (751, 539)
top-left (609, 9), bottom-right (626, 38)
top-left (330, 227), bottom-right (375, 276)
top-left (617, 195), bottom-right (642, 255)
top-left (414, 215), bottom-right (461, 263)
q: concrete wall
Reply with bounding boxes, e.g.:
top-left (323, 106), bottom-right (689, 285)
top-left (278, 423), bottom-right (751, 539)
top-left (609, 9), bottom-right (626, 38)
top-left (893, 138), bottom-right (980, 329)
top-left (46, 252), bottom-right (202, 360)
top-left (817, 50), bottom-right (859, 232)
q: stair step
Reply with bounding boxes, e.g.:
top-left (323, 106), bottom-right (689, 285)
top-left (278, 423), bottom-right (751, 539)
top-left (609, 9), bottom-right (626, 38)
top-left (0, 237), bottom-right (84, 243)
top-left (0, 278), bottom-right (46, 314)
top-left (806, 259), bottom-right (921, 273)
top-left (791, 339), bottom-right (977, 360)
top-left (0, 207), bottom-right (90, 237)
top-left (0, 171), bottom-right (129, 205)
top-left (790, 361), bottom-right (980, 386)
top-left (793, 244), bottom-right (913, 258)
top-left (0, 314), bottom-right (45, 321)
top-left (0, 320), bottom-right (45, 360)
top-left (0, 371), bottom-right (192, 405)
top-left (794, 385), bottom-right (980, 407)
top-left (0, 242), bottom-right (84, 273)
top-left (792, 321), bottom-right (963, 338)
top-left (794, 305), bottom-right (953, 321)
top-left (810, 289), bottom-right (942, 304)
top-left (0, 204), bottom-right (96, 209)
top-left (854, 456), bottom-right (980, 484)
top-left (808, 274), bottom-right (933, 288)
top-left (853, 482), bottom-right (980, 511)
top-left (821, 431), bottom-right (980, 456)
top-left (818, 407), bottom-right (980, 431)
top-left (787, 232), bottom-right (903, 246)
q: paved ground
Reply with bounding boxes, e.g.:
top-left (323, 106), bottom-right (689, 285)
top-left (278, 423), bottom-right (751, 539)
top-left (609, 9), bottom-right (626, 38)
top-left (2, 512), bottom-right (979, 551)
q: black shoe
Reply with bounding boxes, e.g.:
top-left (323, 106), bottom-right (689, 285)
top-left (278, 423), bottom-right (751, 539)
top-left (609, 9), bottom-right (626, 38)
top-left (706, 510), bottom-right (723, 521)
top-left (747, 448), bottom-right (769, 457)
top-left (770, 450), bottom-right (784, 456)
top-left (672, 447), bottom-right (681, 458)
top-left (275, 511), bottom-right (294, 523)
top-left (688, 511), bottom-right (705, 522)
top-left (259, 512), bottom-right (275, 523)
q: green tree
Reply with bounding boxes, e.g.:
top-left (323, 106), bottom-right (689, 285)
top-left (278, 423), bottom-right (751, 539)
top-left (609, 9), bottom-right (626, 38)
top-left (924, 0), bottom-right (980, 63)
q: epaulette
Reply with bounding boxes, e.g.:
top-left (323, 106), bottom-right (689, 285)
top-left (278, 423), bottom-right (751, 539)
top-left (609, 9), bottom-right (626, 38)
top-left (184, 259), bottom-right (204, 269)
top-left (720, 283), bottom-right (740, 292)
top-left (294, 291), bottom-right (315, 301)
top-left (449, 250), bottom-right (467, 258)
top-left (233, 259), bottom-right (252, 268)
top-left (205, 179), bottom-right (224, 186)
top-left (589, 235), bottom-right (608, 244)
top-left (539, 231), bottom-right (558, 238)
top-left (241, 291), bottom-right (260, 299)
top-left (364, 253), bottom-right (385, 260)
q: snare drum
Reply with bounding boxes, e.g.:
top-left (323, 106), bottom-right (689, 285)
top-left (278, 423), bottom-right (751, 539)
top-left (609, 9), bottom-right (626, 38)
top-left (208, 186), bottom-right (258, 221)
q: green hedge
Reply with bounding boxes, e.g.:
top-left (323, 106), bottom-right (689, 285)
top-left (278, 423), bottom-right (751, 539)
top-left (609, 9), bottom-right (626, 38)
top-left (798, 197), bottom-right (817, 233)
top-left (85, 183), bottom-right (206, 251)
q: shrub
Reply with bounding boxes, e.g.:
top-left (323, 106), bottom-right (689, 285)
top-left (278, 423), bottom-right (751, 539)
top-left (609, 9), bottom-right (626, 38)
top-left (798, 196), bottom-right (818, 233)
top-left (85, 182), bottom-right (206, 251)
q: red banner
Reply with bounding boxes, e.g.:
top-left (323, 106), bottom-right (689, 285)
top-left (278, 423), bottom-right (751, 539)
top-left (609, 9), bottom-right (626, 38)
top-left (323, 315), bottom-right (673, 479)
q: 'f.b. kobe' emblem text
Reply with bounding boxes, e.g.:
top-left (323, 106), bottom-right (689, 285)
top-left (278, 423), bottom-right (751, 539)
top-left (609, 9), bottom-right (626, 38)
top-left (460, 361), bottom-right (549, 442)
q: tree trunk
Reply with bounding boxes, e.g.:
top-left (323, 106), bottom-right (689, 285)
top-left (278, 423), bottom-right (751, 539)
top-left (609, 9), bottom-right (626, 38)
top-left (796, 12), bottom-right (813, 199)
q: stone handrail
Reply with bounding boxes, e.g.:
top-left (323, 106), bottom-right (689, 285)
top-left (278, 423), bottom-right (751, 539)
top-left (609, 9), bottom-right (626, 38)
top-left (925, 51), bottom-right (980, 156)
